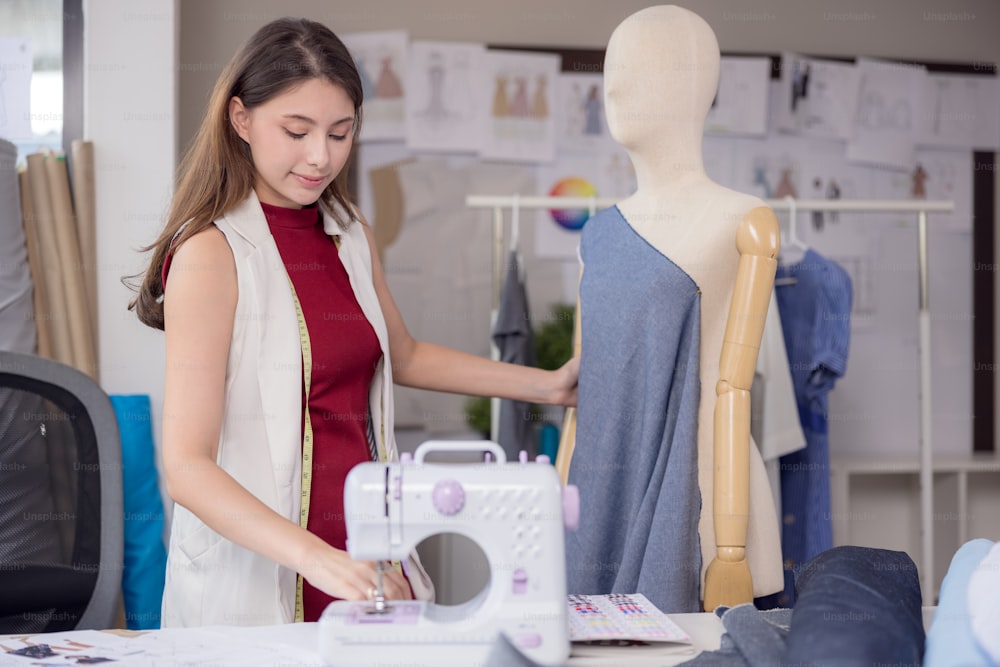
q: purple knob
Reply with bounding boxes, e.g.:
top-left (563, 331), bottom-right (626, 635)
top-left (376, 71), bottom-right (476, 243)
top-left (400, 452), bottom-right (413, 464)
top-left (535, 454), bottom-right (551, 465)
top-left (432, 479), bottom-right (465, 516)
top-left (563, 485), bottom-right (580, 531)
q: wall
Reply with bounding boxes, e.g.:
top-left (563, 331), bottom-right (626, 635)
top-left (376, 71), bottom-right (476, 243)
top-left (81, 1), bottom-right (999, 453)
top-left (84, 0), bottom-right (176, 468)
top-left (177, 0), bottom-right (1000, 151)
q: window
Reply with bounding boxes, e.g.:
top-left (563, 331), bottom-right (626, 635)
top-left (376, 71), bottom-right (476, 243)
top-left (0, 0), bottom-right (64, 164)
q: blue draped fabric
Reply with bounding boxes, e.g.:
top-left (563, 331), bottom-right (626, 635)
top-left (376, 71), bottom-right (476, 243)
top-left (566, 206), bottom-right (702, 613)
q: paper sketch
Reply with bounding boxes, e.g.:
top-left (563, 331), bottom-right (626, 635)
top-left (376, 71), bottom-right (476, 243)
top-left (0, 37), bottom-right (33, 141)
top-left (555, 73), bottom-right (616, 154)
top-left (918, 73), bottom-right (1000, 150)
top-left (342, 30), bottom-right (408, 142)
top-left (775, 53), bottom-right (861, 141)
top-left (846, 58), bottom-right (928, 169)
top-left (481, 50), bottom-right (559, 163)
top-left (405, 41), bottom-right (488, 153)
top-left (705, 57), bottom-right (771, 136)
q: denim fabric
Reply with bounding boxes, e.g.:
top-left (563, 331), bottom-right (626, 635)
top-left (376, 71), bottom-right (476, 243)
top-left (774, 250), bottom-right (852, 606)
top-left (785, 546), bottom-right (924, 666)
top-left (681, 546), bottom-right (923, 666)
top-left (679, 605), bottom-right (791, 667)
top-left (567, 206), bottom-right (702, 613)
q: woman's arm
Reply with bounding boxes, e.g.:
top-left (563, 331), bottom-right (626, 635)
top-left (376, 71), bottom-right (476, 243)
top-left (161, 227), bottom-right (409, 602)
top-left (361, 223), bottom-right (578, 407)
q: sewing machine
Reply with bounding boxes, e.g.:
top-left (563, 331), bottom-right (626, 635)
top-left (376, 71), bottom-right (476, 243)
top-left (318, 440), bottom-right (579, 667)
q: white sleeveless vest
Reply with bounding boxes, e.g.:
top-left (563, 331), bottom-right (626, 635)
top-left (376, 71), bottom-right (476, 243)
top-left (161, 192), bottom-right (431, 627)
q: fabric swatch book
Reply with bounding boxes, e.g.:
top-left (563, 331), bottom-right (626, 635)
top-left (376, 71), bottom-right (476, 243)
top-left (567, 593), bottom-right (695, 659)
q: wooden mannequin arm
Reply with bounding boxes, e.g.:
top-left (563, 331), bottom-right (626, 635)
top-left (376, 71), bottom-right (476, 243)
top-left (555, 269), bottom-right (583, 485)
top-left (703, 205), bottom-right (779, 611)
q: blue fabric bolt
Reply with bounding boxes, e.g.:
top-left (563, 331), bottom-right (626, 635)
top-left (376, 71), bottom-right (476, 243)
top-left (110, 394), bottom-right (167, 630)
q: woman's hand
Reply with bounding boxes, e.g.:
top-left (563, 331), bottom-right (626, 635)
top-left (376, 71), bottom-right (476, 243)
top-left (299, 542), bottom-right (413, 602)
top-left (549, 356), bottom-right (580, 407)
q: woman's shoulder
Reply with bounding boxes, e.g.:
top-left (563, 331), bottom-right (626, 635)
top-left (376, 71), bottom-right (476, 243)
top-left (170, 224), bottom-right (235, 272)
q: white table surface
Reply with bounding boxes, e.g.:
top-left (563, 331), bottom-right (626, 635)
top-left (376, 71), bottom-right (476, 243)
top-left (2, 608), bottom-right (936, 666)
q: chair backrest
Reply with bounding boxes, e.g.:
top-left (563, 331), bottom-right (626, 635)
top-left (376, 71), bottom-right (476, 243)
top-left (0, 351), bottom-right (123, 632)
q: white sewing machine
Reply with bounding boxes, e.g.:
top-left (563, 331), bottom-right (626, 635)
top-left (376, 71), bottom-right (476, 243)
top-left (319, 440), bottom-right (579, 667)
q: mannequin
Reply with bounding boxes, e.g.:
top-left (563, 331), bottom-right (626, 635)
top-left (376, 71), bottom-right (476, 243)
top-left (557, 5), bottom-right (783, 609)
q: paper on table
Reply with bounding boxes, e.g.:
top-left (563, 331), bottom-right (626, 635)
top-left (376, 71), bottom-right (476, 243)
top-left (0, 628), bottom-right (324, 667)
top-left (0, 630), bottom-right (137, 665)
top-left (568, 593), bottom-right (692, 643)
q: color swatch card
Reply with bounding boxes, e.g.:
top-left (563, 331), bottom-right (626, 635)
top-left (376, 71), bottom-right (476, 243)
top-left (567, 593), bottom-right (692, 644)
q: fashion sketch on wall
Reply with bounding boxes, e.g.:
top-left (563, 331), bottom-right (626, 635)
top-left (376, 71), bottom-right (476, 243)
top-left (481, 50), bottom-right (559, 163)
top-left (555, 73), bottom-right (616, 154)
top-left (775, 53), bottom-right (861, 141)
top-left (705, 57), bottom-right (771, 136)
top-left (405, 41), bottom-right (488, 153)
top-left (0, 37), bottom-right (33, 140)
top-left (341, 30), bottom-right (408, 142)
top-left (846, 57), bottom-right (928, 169)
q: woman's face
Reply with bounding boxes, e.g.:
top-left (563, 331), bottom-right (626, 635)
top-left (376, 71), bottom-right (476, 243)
top-left (229, 77), bottom-right (356, 209)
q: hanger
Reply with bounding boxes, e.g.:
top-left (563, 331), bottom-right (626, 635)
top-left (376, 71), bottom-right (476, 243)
top-left (509, 193), bottom-right (520, 252)
top-left (509, 193), bottom-right (525, 282)
top-left (775, 195), bottom-right (804, 285)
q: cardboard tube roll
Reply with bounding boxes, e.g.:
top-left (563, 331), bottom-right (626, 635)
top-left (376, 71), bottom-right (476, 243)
top-left (45, 152), bottom-right (97, 378)
top-left (25, 153), bottom-right (75, 366)
top-left (71, 140), bottom-right (99, 363)
top-left (18, 171), bottom-right (52, 357)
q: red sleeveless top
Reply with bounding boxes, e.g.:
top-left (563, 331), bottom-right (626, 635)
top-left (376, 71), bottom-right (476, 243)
top-left (261, 202), bottom-right (382, 622)
top-left (162, 203), bottom-right (381, 621)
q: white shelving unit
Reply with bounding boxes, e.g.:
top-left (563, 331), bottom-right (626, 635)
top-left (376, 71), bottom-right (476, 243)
top-left (830, 452), bottom-right (1000, 602)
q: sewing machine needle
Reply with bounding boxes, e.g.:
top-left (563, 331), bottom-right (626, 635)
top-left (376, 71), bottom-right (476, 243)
top-left (373, 561), bottom-right (388, 613)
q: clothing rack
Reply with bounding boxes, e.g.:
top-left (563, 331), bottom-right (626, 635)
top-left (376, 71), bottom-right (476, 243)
top-left (465, 194), bottom-right (955, 603)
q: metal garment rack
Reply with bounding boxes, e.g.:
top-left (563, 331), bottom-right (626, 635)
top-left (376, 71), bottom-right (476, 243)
top-left (466, 194), bottom-right (955, 603)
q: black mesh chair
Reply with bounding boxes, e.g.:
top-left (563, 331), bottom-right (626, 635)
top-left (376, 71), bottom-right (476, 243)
top-left (0, 351), bottom-right (123, 632)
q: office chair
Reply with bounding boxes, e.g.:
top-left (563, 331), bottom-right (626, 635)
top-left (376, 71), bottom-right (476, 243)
top-left (0, 351), bottom-right (123, 633)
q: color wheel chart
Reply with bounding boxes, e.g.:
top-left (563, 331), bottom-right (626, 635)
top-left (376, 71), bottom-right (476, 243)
top-left (548, 176), bottom-right (597, 230)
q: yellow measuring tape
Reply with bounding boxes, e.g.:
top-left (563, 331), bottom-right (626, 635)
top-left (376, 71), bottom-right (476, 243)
top-left (290, 278), bottom-right (314, 624)
top-left (288, 236), bottom-right (403, 621)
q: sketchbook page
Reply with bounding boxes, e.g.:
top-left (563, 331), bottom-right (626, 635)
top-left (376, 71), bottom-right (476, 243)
top-left (917, 73), bottom-right (1000, 150)
top-left (341, 30), bottom-right (408, 142)
top-left (405, 41), bottom-right (488, 153)
top-left (0, 37), bottom-right (33, 142)
top-left (775, 53), bottom-right (861, 141)
top-left (706, 57), bottom-right (771, 137)
top-left (567, 593), bottom-right (692, 644)
top-left (846, 57), bottom-right (927, 170)
top-left (481, 50), bottom-right (560, 163)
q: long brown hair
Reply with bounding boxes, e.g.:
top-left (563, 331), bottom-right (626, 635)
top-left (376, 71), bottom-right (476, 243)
top-left (128, 17), bottom-right (363, 330)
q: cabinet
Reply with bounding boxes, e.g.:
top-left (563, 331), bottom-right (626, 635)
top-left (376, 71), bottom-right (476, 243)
top-left (829, 452), bottom-right (1000, 603)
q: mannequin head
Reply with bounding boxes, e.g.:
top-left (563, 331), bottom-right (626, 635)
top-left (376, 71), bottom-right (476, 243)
top-left (603, 6), bottom-right (719, 161)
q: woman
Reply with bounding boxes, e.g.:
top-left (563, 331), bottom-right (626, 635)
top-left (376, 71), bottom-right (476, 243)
top-left (129, 17), bottom-right (578, 626)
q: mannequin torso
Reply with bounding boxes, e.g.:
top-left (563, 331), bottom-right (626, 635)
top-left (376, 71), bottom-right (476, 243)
top-left (562, 5), bottom-right (784, 606)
